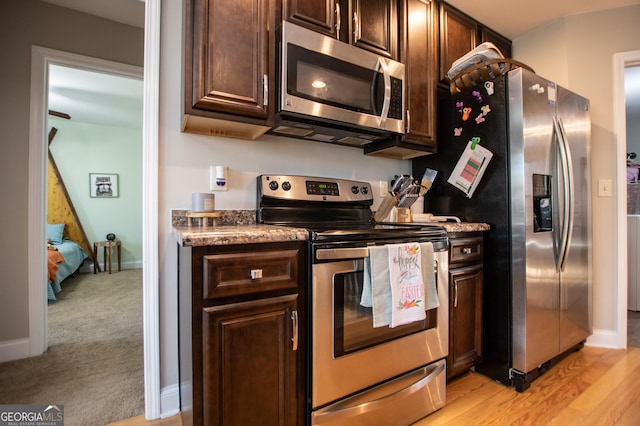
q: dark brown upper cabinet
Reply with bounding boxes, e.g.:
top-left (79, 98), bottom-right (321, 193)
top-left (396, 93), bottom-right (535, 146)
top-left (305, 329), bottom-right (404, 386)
top-left (402, 0), bottom-right (438, 148)
top-left (283, 0), bottom-right (337, 37)
top-left (183, 0), bottom-right (278, 139)
top-left (285, 0), bottom-right (399, 59)
top-left (439, 2), bottom-right (477, 82)
top-left (348, 0), bottom-right (399, 59)
top-left (480, 26), bottom-right (512, 58)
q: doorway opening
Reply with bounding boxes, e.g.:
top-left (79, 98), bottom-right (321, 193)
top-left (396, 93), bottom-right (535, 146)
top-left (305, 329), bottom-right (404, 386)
top-left (614, 50), bottom-right (640, 350)
top-left (624, 64), bottom-right (640, 347)
top-left (28, 48), bottom-right (151, 423)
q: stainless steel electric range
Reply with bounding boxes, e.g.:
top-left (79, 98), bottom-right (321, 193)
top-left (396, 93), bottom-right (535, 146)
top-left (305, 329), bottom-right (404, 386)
top-left (257, 175), bottom-right (450, 425)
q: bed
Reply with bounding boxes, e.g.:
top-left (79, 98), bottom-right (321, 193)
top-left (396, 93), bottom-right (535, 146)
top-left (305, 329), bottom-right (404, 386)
top-left (47, 224), bottom-right (89, 303)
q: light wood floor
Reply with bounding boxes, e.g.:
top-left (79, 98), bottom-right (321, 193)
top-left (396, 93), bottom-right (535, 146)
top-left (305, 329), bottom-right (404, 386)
top-left (110, 346), bottom-right (640, 426)
top-left (415, 346), bottom-right (640, 425)
top-left (107, 414), bottom-right (182, 426)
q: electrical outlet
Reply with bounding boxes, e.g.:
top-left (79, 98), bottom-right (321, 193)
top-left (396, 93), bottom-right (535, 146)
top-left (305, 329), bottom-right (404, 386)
top-left (598, 179), bottom-right (612, 197)
top-left (379, 180), bottom-right (388, 197)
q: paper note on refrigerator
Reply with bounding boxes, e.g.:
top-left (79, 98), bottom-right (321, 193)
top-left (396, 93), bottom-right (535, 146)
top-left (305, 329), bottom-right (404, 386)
top-left (447, 141), bottom-right (493, 198)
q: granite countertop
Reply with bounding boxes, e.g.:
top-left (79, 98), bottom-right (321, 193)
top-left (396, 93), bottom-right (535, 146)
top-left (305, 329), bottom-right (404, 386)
top-left (172, 208), bottom-right (489, 247)
top-left (437, 222), bottom-right (491, 233)
top-left (174, 224), bottom-right (309, 247)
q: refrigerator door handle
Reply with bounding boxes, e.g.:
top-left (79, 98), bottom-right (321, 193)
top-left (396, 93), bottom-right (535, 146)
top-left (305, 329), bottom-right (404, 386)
top-left (558, 118), bottom-right (575, 272)
top-left (554, 117), bottom-right (574, 272)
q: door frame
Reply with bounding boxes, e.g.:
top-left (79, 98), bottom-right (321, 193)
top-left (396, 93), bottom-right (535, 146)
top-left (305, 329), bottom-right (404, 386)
top-left (614, 49), bottom-right (640, 349)
top-left (27, 0), bottom-right (161, 418)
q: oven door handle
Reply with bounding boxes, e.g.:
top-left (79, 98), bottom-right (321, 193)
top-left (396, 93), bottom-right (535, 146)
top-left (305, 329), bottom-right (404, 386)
top-left (313, 360), bottom-right (445, 420)
top-left (316, 247), bottom-right (370, 261)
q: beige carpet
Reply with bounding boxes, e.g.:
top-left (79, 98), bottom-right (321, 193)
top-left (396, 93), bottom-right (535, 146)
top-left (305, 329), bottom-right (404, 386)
top-left (0, 269), bottom-right (144, 425)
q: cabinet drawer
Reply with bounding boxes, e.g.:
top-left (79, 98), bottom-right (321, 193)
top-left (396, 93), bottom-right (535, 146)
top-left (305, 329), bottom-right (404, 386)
top-left (203, 249), bottom-right (300, 300)
top-left (449, 237), bottom-right (483, 265)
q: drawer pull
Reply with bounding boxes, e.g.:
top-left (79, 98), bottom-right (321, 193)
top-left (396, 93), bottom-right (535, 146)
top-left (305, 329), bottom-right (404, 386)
top-left (462, 247), bottom-right (473, 255)
top-left (250, 269), bottom-right (263, 280)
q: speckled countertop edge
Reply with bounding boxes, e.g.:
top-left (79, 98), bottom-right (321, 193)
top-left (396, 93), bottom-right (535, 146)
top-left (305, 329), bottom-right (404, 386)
top-left (174, 224), bottom-right (309, 247)
top-left (438, 222), bottom-right (491, 233)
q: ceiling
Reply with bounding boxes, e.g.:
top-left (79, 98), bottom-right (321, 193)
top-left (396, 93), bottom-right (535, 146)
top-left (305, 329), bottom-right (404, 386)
top-left (446, 0), bottom-right (640, 40)
top-left (42, 0), bottom-right (639, 129)
top-left (48, 65), bottom-right (143, 129)
top-left (43, 0), bottom-right (144, 129)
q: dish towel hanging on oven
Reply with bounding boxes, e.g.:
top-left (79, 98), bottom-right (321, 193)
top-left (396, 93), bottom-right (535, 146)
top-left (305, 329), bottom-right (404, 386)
top-left (420, 242), bottom-right (439, 311)
top-left (361, 242), bottom-right (438, 328)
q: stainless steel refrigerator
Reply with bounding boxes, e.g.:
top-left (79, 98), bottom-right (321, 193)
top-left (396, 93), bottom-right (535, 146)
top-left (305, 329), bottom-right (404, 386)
top-left (413, 67), bottom-right (592, 391)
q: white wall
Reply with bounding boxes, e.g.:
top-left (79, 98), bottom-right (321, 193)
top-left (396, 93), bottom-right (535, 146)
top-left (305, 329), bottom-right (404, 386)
top-left (513, 5), bottom-right (640, 336)
top-left (48, 117), bottom-right (143, 266)
top-left (157, 0), bottom-right (410, 398)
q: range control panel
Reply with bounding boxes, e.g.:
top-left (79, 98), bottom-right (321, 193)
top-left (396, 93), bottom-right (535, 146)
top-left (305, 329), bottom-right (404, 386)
top-left (258, 175), bottom-right (373, 203)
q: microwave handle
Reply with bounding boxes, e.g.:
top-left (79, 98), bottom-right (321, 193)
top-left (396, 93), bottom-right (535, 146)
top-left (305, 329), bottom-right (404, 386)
top-left (375, 58), bottom-right (391, 126)
top-left (335, 2), bottom-right (341, 38)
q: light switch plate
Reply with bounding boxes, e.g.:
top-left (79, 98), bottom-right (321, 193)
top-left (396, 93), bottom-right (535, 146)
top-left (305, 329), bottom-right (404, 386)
top-left (598, 179), bottom-right (612, 197)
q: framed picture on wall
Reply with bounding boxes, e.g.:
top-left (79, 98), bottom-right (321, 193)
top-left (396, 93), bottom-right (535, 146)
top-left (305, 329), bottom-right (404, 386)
top-left (90, 173), bottom-right (119, 198)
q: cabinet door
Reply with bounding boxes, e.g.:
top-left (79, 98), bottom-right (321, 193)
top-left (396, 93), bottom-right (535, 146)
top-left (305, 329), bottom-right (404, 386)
top-left (439, 3), bottom-right (477, 81)
top-left (402, 0), bottom-right (437, 146)
top-left (448, 264), bottom-right (483, 379)
top-left (284, 0), bottom-right (337, 37)
top-left (351, 0), bottom-right (398, 59)
top-left (480, 26), bottom-right (512, 58)
top-left (202, 294), bottom-right (300, 426)
top-left (187, 0), bottom-right (274, 121)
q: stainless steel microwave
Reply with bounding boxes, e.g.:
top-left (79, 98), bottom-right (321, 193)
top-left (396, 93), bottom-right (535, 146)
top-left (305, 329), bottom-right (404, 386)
top-left (271, 21), bottom-right (405, 146)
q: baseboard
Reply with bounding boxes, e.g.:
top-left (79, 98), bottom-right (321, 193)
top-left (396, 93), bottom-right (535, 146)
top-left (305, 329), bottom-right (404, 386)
top-left (160, 384), bottom-right (180, 419)
top-left (81, 261), bottom-right (143, 274)
top-left (0, 338), bottom-right (31, 363)
top-left (586, 328), bottom-right (624, 349)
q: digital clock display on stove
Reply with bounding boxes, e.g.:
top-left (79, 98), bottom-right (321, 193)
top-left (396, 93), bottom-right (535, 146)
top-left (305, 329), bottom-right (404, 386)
top-left (306, 180), bottom-right (340, 196)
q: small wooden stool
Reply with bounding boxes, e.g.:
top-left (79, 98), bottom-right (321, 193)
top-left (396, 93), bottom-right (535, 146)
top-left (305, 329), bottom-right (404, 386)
top-left (187, 211), bottom-right (220, 227)
top-left (93, 239), bottom-right (122, 274)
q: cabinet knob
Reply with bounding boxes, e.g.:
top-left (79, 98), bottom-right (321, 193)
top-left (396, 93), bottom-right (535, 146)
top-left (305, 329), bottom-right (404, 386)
top-left (250, 269), bottom-right (263, 280)
top-left (462, 247), bottom-right (473, 255)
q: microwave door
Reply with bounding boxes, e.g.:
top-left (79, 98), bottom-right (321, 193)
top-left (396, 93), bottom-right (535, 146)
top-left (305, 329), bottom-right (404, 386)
top-left (280, 21), bottom-right (405, 134)
top-left (287, 45), bottom-right (375, 114)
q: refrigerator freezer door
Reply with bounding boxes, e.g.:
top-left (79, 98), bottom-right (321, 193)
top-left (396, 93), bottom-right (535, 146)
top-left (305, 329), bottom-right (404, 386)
top-left (508, 68), bottom-right (561, 374)
top-left (557, 87), bottom-right (592, 353)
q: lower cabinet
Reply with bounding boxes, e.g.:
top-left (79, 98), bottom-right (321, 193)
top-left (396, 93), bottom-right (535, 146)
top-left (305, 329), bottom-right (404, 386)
top-left (202, 295), bottom-right (299, 425)
top-left (178, 242), bottom-right (306, 426)
top-left (447, 235), bottom-right (483, 379)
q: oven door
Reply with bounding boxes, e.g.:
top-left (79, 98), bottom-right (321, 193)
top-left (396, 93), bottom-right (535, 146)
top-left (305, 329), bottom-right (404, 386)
top-left (281, 21), bottom-right (404, 134)
top-left (311, 245), bottom-right (448, 410)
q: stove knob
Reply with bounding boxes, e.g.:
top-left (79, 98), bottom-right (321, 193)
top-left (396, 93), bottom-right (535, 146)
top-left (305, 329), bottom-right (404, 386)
top-left (351, 186), bottom-right (359, 194)
top-left (269, 181), bottom-right (279, 191)
top-left (361, 186), bottom-right (369, 195)
top-left (282, 181), bottom-right (292, 191)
